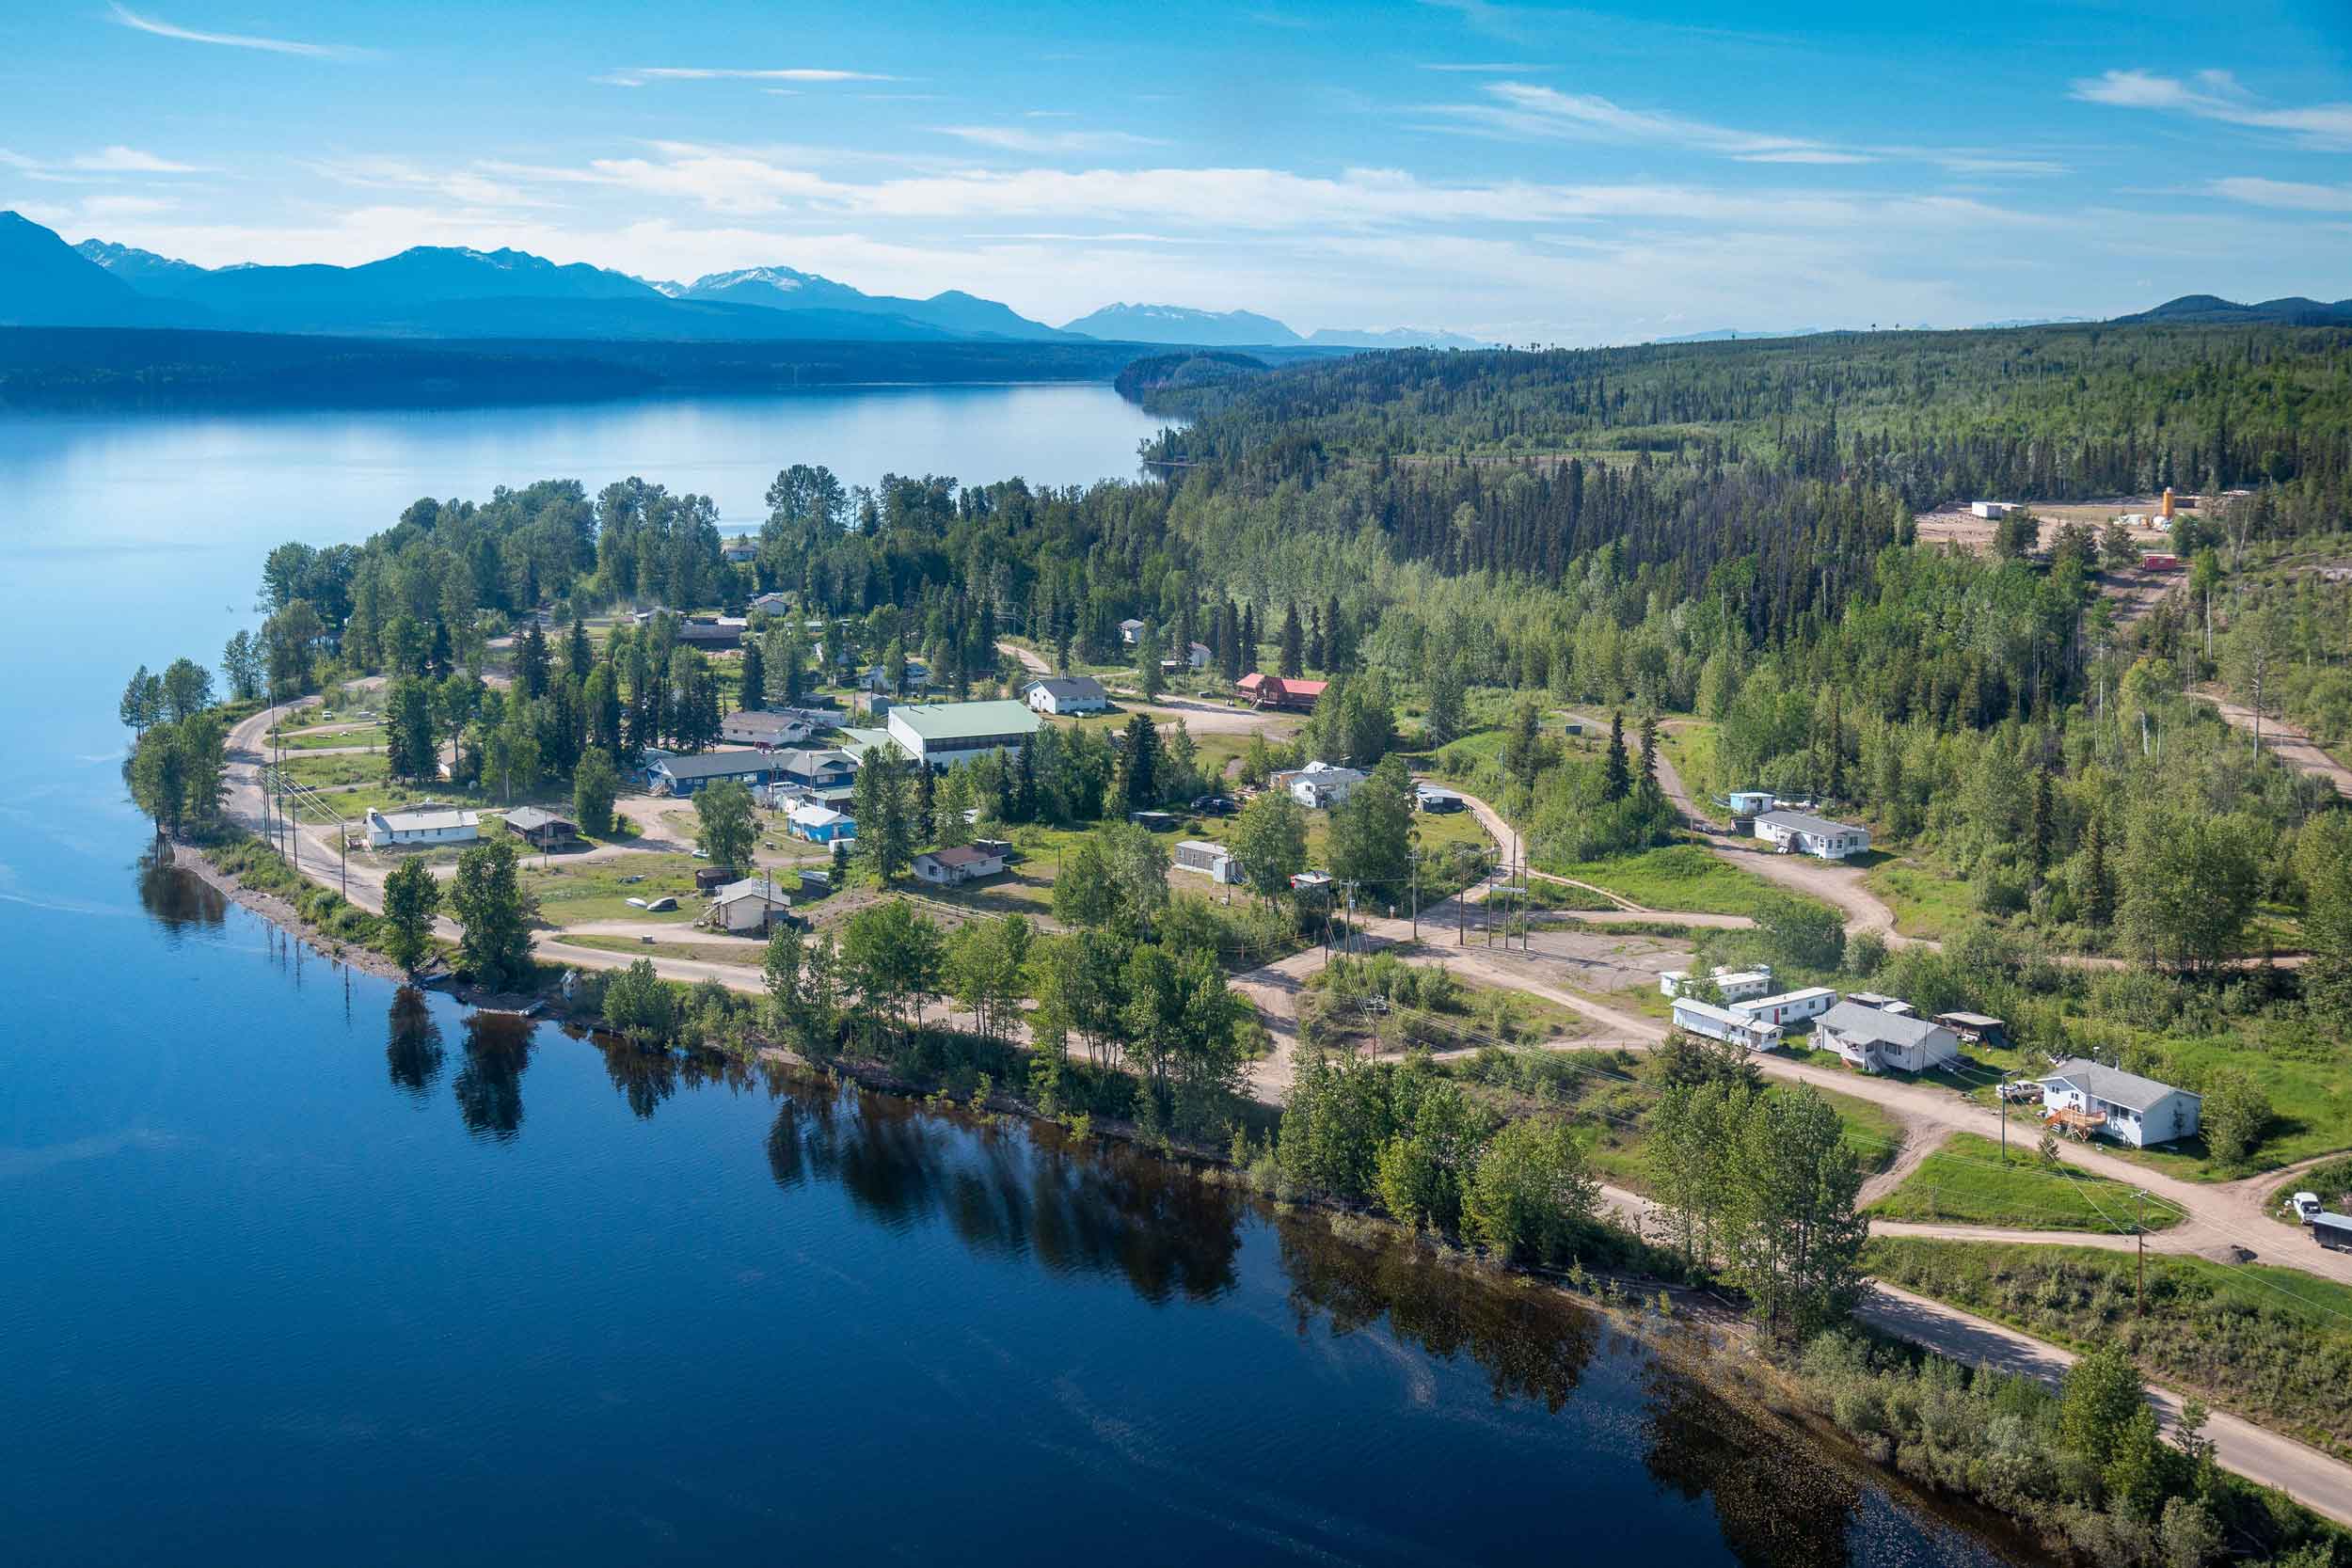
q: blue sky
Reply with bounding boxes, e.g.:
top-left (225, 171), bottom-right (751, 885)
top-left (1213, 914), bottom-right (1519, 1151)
top-left (1, 0), bottom-right (2346, 341)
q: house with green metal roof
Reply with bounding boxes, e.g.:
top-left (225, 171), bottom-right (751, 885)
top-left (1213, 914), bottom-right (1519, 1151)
top-left (885, 699), bottom-right (1041, 768)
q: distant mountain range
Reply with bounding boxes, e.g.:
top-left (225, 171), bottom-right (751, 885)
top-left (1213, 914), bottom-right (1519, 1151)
top-left (1061, 301), bottom-right (1484, 349)
top-left (2113, 293), bottom-right (2352, 326)
top-left (0, 212), bottom-right (1485, 350)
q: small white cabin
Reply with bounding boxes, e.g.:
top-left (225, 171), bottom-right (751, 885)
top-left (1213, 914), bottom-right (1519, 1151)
top-left (2037, 1058), bottom-right (2201, 1148)
top-left (1174, 839), bottom-right (1241, 884)
top-left (1755, 810), bottom-right (1869, 861)
top-left (1658, 964), bottom-right (1774, 1003)
top-left (365, 804), bottom-right (481, 848)
top-left (1734, 987), bottom-right (1837, 1028)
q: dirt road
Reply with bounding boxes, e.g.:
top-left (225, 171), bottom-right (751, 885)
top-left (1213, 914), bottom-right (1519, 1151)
top-left (2193, 689), bottom-right (2352, 798)
top-left (1859, 1281), bottom-right (2352, 1527)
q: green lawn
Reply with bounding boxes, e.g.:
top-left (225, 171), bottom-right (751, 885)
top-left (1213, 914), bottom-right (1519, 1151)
top-left (523, 851), bottom-right (706, 925)
top-left (1867, 1132), bottom-right (2182, 1232)
top-left (1586, 1081), bottom-right (1903, 1191)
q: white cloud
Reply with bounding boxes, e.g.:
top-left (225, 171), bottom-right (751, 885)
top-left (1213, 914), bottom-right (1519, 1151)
top-left (2072, 70), bottom-right (2352, 150)
top-left (2209, 176), bottom-right (2352, 214)
top-left (597, 66), bottom-right (897, 87)
top-left (1441, 81), bottom-right (1872, 163)
top-left (106, 3), bottom-right (357, 58)
top-left (70, 146), bottom-right (206, 174)
top-left (932, 126), bottom-right (1168, 155)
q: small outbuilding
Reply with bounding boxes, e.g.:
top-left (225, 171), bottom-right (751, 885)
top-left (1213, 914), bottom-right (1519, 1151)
top-left (1935, 1011), bottom-right (2010, 1048)
top-left (786, 801), bottom-right (856, 845)
top-left (1413, 783), bottom-right (1467, 813)
top-left (502, 806), bottom-right (580, 849)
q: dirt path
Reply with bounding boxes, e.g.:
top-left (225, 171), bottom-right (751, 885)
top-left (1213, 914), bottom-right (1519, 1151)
top-left (1859, 1280), bottom-right (2352, 1528)
top-left (2193, 689), bottom-right (2352, 798)
top-left (995, 640), bottom-right (1050, 676)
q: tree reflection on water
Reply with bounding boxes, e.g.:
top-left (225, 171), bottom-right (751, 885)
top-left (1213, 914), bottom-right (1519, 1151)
top-left (453, 1010), bottom-right (534, 1140)
top-left (385, 986), bottom-right (445, 1101)
top-left (135, 852), bottom-right (226, 936)
top-left (766, 1081), bottom-right (1245, 1305)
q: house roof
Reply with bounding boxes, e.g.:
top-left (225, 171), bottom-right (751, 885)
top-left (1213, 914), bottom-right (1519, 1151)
top-left (2039, 1057), bottom-right (2196, 1114)
top-left (503, 806), bottom-right (574, 832)
top-left (1756, 809), bottom-right (1866, 837)
top-left (888, 700), bottom-right (1041, 743)
top-left (787, 802), bottom-right (850, 828)
top-left (1743, 987), bottom-right (1836, 1008)
top-left (1237, 673), bottom-right (1328, 698)
top-left (372, 805), bottom-right (479, 832)
top-left (1119, 617), bottom-right (1146, 630)
top-left (924, 845), bottom-right (1001, 869)
top-left (771, 748), bottom-right (856, 775)
top-left (1673, 997), bottom-right (1775, 1030)
top-left (713, 874), bottom-right (791, 907)
top-left (652, 750), bottom-right (777, 781)
top-left (1176, 839), bottom-right (1231, 858)
top-left (723, 709), bottom-right (806, 735)
top-left (1819, 1001), bottom-right (1945, 1048)
top-left (1025, 675), bottom-right (1109, 702)
top-left (1939, 1012), bottom-right (2006, 1029)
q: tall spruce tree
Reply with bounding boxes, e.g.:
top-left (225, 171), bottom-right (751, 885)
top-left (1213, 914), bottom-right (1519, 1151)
top-left (1602, 710), bottom-right (1631, 802)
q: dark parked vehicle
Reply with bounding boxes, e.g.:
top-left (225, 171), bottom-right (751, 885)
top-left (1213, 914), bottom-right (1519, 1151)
top-left (1191, 795), bottom-right (1236, 815)
top-left (2315, 1212), bottom-right (2352, 1253)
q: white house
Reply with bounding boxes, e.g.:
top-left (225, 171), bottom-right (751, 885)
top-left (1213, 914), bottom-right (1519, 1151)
top-left (365, 804), bottom-right (481, 848)
top-left (707, 874), bottom-right (794, 935)
top-left (886, 700), bottom-right (1042, 769)
top-left (2037, 1058), bottom-right (2201, 1148)
top-left (1184, 641), bottom-right (1212, 669)
top-left (1815, 1002), bottom-right (1959, 1075)
top-left (1174, 839), bottom-right (1242, 884)
top-left (721, 709), bottom-right (816, 748)
top-left (1755, 809), bottom-right (1870, 860)
top-left (1672, 997), bottom-right (1784, 1053)
top-left (1722, 789), bottom-right (1776, 817)
top-left (1118, 618), bottom-right (1147, 645)
top-left (1658, 964), bottom-right (1774, 1003)
top-left (1274, 761), bottom-right (1366, 809)
top-left (1970, 500), bottom-right (2015, 520)
top-left (1024, 676), bottom-right (1111, 716)
top-left (913, 844), bottom-right (1007, 885)
top-left (1734, 986), bottom-right (1838, 1028)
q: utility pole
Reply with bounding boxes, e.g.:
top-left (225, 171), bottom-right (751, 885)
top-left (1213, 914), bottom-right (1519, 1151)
top-left (1408, 847), bottom-right (1421, 940)
top-left (2136, 1190), bottom-right (2147, 1316)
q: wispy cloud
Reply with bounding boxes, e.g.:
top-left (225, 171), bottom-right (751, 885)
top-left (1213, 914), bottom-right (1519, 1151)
top-left (1442, 81), bottom-right (1875, 163)
top-left (107, 3), bottom-right (357, 58)
top-left (71, 146), bottom-right (206, 174)
top-left (2209, 176), bottom-right (2352, 214)
top-left (2073, 70), bottom-right (2352, 151)
top-left (598, 66), bottom-right (897, 87)
top-left (933, 126), bottom-right (1168, 155)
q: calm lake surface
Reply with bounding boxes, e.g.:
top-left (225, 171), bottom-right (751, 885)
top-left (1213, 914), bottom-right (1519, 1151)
top-left (0, 388), bottom-right (2039, 1565)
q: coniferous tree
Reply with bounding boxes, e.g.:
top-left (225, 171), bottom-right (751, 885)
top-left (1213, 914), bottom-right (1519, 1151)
top-left (1240, 605), bottom-right (1259, 674)
top-left (1638, 712), bottom-right (1661, 796)
top-left (516, 622), bottom-right (551, 700)
top-left (1120, 713), bottom-right (1161, 813)
top-left (2084, 810), bottom-right (2114, 927)
top-left (2030, 764), bottom-right (2055, 882)
top-left (1602, 710), bottom-right (1630, 802)
top-left (1304, 604), bottom-right (1324, 671)
top-left (1279, 602), bottom-right (1304, 678)
top-left (739, 640), bottom-right (765, 711)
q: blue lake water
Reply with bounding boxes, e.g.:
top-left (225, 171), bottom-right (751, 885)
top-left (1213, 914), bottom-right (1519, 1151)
top-left (0, 388), bottom-right (2038, 1565)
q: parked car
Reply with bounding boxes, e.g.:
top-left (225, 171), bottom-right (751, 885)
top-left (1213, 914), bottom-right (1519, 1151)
top-left (2292, 1191), bottom-right (2324, 1222)
top-left (1191, 795), bottom-right (1236, 815)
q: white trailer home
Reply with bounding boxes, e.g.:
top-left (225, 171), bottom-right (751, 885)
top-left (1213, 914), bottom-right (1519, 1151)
top-left (1671, 997), bottom-right (1784, 1053)
top-left (1755, 809), bottom-right (1870, 861)
top-left (1733, 986), bottom-right (1837, 1029)
top-left (2036, 1058), bottom-right (2201, 1148)
top-left (365, 804), bottom-right (481, 848)
top-left (1658, 965), bottom-right (1774, 1003)
top-left (1173, 839), bottom-right (1242, 884)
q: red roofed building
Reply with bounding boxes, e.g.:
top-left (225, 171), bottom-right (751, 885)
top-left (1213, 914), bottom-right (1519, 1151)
top-left (1236, 673), bottom-right (1327, 711)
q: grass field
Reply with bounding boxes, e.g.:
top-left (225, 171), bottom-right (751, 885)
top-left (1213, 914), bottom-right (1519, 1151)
top-left (1863, 858), bottom-right (1978, 942)
top-left (279, 752), bottom-right (390, 789)
top-left (1584, 1080), bottom-right (1904, 1190)
top-left (523, 851), bottom-right (705, 925)
top-left (1535, 841), bottom-right (1809, 918)
top-left (1867, 1132), bottom-right (2182, 1232)
top-left (1863, 1237), bottom-right (2352, 1459)
top-left (269, 723), bottom-right (389, 752)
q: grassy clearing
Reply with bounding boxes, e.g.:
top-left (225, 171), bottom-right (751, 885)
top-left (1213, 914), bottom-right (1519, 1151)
top-left (1534, 841), bottom-right (1801, 918)
top-left (1867, 1132), bottom-right (2180, 1232)
top-left (279, 752), bottom-right (390, 789)
top-left (1864, 1237), bottom-right (2352, 1460)
top-left (270, 723), bottom-right (389, 752)
top-left (1863, 858), bottom-right (1978, 942)
top-left (1575, 1074), bottom-right (1903, 1192)
top-left (523, 851), bottom-right (706, 925)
